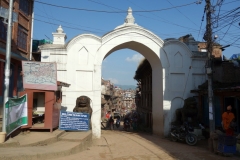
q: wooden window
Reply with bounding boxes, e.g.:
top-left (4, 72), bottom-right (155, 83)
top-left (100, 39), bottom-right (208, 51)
top-left (19, 0), bottom-right (30, 16)
top-left (0, 20), bottom-right (7, 41)
top-left (17, 25), bottom-right (28, 50)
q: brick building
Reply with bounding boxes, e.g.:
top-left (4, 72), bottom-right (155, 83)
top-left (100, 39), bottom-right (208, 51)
top-left (134, 58), bottom-right (152, 132)
top-left (0, 0), bottom-right (34, 113)
top-left (192, 59), bottom-right (240, 134)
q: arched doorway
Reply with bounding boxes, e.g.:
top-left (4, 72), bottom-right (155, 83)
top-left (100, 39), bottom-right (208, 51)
top-left (95, 39), bottom-right (164, 138)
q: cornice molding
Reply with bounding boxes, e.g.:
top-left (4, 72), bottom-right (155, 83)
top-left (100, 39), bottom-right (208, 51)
top-left (102, 26), bottom-right (164, 47)
top-left (66, 34), bottom-right (101, 49)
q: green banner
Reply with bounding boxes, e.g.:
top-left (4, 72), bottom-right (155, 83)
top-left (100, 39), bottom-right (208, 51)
top-left (5, 95), bottom-right (28, 136)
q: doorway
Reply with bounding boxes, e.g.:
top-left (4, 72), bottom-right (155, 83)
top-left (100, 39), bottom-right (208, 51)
top-left (224, 97), bottom-right (240, 133)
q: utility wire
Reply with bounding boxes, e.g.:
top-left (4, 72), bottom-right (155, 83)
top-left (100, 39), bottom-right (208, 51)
top-left (34, 17), bottom-right (185, 40)
top-left (34, 1), bottom-right (202, 38)
top-left (217, 13), bottom-right (237, 41)
top-left (40, 4), bottom-right (55, 31)
top-left (197, 6), bottom-right (206, 40)
top-left (212, 7), bottom-right (240, 33)
top-left (87, 0), bottom-right (125, 19)
top-left (210, 5), bottom-right (240, 45)
top-left (35, 0), bottom-right (196, 13)
top-left (165, 0), bottom-right (198, 26)
top-left (88, 0), bottom-right (125, 12)
top-left (126, 0), bottom-right (201, 38)
top-left (35, 13), bottom-right (107, 32)
top-left (34, 15), bottom-right (202, 40)
top-left (223, 0), bottom-right (240, 5)
top-left (34, 18), bottom-right (104, 34)
top-left (230, 36), bottom-right (240, 46)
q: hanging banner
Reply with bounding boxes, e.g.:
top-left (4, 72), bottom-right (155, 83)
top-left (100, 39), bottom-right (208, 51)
top-left (22, 61), bottom-right (57, 91)
top-left (59, 111), bottom-right (89, 131)
top-left (6, 95), bottom-right (28, 136)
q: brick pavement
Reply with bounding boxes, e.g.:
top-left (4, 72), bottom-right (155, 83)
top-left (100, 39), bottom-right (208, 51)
top-left (49, 129), bottom-right (240, 160)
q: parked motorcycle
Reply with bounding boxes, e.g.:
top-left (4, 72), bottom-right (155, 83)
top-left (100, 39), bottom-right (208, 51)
top-left (116, 118), bottom-right (120, 128)
top-left (170, 122), bottom-right (198, 146)
top-left (124, 119), bottom-right (130, 131)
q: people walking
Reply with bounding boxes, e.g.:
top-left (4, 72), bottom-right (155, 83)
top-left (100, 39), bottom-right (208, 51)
top-left (109, 116), bottom-right (114, 130)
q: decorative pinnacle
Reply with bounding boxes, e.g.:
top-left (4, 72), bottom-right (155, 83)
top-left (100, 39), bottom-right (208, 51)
top-left (57, 25), bottom-right (64, 33)
top-left (125, 7), bottom-right (135, 24)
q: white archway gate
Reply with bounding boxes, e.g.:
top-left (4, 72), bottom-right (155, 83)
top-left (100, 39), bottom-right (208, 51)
top-left (40, 8), bottom-right (207, 138)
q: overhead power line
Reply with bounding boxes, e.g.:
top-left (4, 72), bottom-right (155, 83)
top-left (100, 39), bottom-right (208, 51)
top-left (35, 0), bottom-right (197, 13)
top-left (166, 0), bottom-right (198, 26)
top-left (34, 18), bottom-right (104, 34)
top-left (34, 17), bottom-right (202, 40)
top-left (197, 6), bottom-right (206, 40)
top-left (35, 13), bottom-right (106, 32)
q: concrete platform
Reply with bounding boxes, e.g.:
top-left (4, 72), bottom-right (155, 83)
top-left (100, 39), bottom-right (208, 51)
top-left (0, 129), bottom-right (92, 160)
top-left (0, 129), bottom-right (66, 148)
top-left (59, 131), bottom-right (92, 142)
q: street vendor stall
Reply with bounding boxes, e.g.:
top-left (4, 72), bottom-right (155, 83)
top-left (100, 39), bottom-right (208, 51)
top-left (20, 61), bottom-right (70, 132)
top-left (19, 81), bottom-right (70, 132)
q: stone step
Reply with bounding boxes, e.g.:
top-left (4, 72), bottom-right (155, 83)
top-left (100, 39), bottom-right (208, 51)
top-left (0, 130), bottom-right (66, 148)
top-left (0, 132), bottom-right (92, 160)
top-left (0, 141), bottom-right (79, 160)
top-left (59, 131), bottom-right (91, 142)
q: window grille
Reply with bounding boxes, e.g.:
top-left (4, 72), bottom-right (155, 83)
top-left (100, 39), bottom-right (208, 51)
top-left (17, 25), bottom-right (28, 50)
top-left (19, 0), bottom-right (29, 16)
top-left (0, 20), bottom-right (7, 40)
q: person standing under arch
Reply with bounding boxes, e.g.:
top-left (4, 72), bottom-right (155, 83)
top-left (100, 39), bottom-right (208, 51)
top-left (222, 105), bottom-right (235, 136)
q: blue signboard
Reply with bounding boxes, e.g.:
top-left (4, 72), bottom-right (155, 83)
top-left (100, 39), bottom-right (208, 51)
top-left (59, 111), bottom-right (89, 131)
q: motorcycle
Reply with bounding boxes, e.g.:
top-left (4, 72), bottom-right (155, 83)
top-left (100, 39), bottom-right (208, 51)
top-left (116, 118), bottom-right (120, 128)
top-left (124, 119), bottom-right (130, 131)
top-left (170, 122), bottom-right (198, 146)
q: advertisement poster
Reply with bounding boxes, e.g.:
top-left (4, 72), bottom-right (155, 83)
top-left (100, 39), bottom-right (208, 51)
top-left (6, 95), bottom-right (28, 136)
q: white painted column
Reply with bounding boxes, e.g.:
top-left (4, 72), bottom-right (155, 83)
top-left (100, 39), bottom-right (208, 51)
top-left (152, 66), bottom-right (164, 136)
top-left (91, 65), bottom-right (102, 139)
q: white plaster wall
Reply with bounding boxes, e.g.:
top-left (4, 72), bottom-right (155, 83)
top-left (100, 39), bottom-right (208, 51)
top-left (162, 41), bottom-right (207, 136)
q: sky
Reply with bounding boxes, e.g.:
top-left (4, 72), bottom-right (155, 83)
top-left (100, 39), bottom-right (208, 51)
top-left (33, 0), bottom-right (240, 85)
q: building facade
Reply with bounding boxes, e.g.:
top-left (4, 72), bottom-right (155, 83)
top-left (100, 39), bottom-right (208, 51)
top-left (122, 89), bottom-right (136, 114)
top-left (0, 0), bottom-right (34, 114)
top-left (192, 58), bottom-right (240, 134)
top-left (134, 59), bottom-right (152, 132)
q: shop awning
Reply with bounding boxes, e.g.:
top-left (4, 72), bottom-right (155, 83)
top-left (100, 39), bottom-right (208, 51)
top-left (0, 47), bottom-right (28, 61)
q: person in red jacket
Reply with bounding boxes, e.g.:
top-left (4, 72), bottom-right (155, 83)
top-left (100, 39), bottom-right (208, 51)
top-left (105, 111), bottom-right (111, 128)
top-left (222, 105), bottom-right (235, 136)
top-left (105, 111), bottom-right (111, 119)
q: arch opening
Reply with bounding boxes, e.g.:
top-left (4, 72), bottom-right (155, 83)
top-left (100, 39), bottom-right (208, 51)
top-left (99, 40), bottom-right (164, 136)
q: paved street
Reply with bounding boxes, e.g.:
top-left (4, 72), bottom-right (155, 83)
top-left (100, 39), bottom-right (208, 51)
top-left (48, 128), bottom-right (239, 160)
